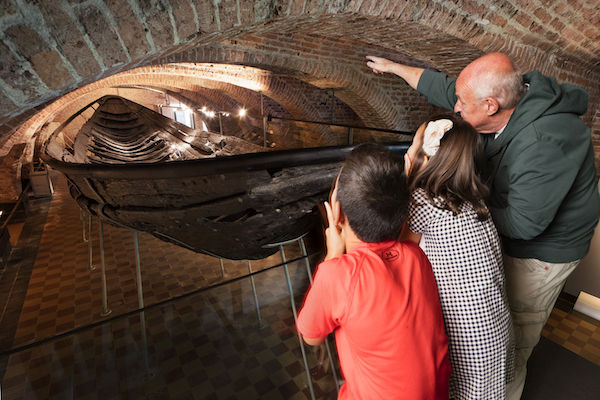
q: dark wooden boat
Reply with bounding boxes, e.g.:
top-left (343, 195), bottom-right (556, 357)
top-left (43, 96), bottom-right (409, 260)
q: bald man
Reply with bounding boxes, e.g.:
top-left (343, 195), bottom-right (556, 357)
top-left (367, 53), bottom-right (600, 399)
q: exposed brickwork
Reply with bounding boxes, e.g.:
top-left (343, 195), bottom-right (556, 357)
top-left (0, 0), bottom-right (598, 175)
top-left (5, 24), bottom-right (74, 90)
top-left (138, 0), bottom-right (175, 48)
top-left (170, 0), bottom-right (198, 41)
top-left (217, 0), bottom-right (241, 30)
top-left (0, 91), bottom-right (16, 116)
top-left (0, 40), bottom-right (45, 102)
top-left (0, 0), bottom-right (17, 17)
top-left (36, 1), bottom-right (101, 79)
top-left (75, 4), bottom-right (128, 68)
top-left (190, 0), bottom-right (219, 33)
top-left (104, 0), bottom-right (152, 60)
top-left (0, 142), bottom-right (26, 202)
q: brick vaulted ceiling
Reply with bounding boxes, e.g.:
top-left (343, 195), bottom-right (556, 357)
top-left (0, 0), bottom-right (599, 169)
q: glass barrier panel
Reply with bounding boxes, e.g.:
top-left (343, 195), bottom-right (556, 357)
top-left (1, 253), bottom-right (340, 399)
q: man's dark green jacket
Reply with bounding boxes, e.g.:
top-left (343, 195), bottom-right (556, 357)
top-left (417, 69), bottom-right (600, 263)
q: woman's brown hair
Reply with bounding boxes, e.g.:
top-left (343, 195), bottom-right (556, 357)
top-left (407, 114), bottom-right (490, 220)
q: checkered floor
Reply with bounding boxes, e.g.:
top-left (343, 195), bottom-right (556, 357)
top-left (0, 172), bottom-right (599, 399)
top-left (542, 307), bottom-right (600, 366)
top-left (1, 265), bottom-right (339, 399)
top-left (0, 172), bottom-right (339, 399)
top-left (5, 174), bottom-right (309, 350)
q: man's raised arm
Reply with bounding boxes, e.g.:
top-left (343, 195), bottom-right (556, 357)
top-left (366, 56), bottom-right (424, 90)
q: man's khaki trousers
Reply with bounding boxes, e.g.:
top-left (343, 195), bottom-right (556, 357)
top-left (504, 255), bottom-right (580, 400)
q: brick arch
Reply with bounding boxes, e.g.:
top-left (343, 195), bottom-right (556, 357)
top-left (3, 62), bottom-right (362, 156)
top-left (163, 43), bottom-right (416, 128)
top-left (2, 2), bottom-right (599, 154)
top-left (1, 3), bottom-right (597, 108)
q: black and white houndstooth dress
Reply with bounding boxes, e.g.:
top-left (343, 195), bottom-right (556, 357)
top-left (408, 188), bottom-right (514, 400)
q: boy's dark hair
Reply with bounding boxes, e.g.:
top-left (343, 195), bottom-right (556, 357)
top-left (337, 143), bottom-right (409, 243)
top-left (407, 113), bottom-right (490, 220)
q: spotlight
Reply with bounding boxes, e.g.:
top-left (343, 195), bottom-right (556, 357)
top-left (238, 108), bottom-right (247, 117)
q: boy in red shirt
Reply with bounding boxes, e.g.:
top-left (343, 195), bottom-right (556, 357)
top-left (297, 143), bottom-right (450, 399)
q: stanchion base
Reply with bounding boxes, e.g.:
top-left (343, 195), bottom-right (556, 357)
top-left (100, 309), bottom-right (112, 317)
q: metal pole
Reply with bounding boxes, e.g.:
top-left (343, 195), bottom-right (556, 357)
top-left (299, 237), bottom-right (340, 393)
top-left (348, 127), bottom-right (354, 145)
top-left (134, 231), bottom-right (144, 308)
top-left (81, 211), bottom-right (87, 242)
top-left (140, 310), bottom-right (150, 373)
top-left (88, 215), bottom-right (95, 271)
top-left (280, 245), bottom-right (316, 400)
top-left (99, 221), bottom-right (111, 317)
top-left (299, 237), bottom-right (313, 285)
top-left (263, 115), bottom-right (268, 148)
top-left (218, 112), bottom-right (223, 135)
top-left (219, 258), bottom-right (225, 279)
top-left (133, 230), bottom-right (150, 373)
top-left (247, 261), bottom-right (263, 329)
top-left (331, 89), bottom-right (335, 124)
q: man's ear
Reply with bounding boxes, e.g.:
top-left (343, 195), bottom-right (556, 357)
top-left (484, 97), bottom-right (500, 115)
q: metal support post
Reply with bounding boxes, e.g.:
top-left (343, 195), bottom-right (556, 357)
top-left (140, 310), bottom-right (150, 373)
top-left (279, 244), bottom-right (316, 400)
top-left (88, 215), bottom-right (95, 271)
top-left (348, 127), bottom-right (353, 145)
top-left (134, 231), bottom-right (144, 309)
top-left (99, 221), bottom-right (111, 317)
top-left (299, 237), bottom-right (340, 393)
top-left (246, 260), bottom-right (263, 329)
top-left (263, 115), bottom-right (268, 148)
top-left (219, 258), bottom-right (225, 279)
top-left (133, 230), bottom-right (150, 372)
top-left (81, 211), bottom-right (88, 242)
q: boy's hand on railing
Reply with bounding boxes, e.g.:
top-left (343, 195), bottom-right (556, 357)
top-left (324, 201), bottom-right (345, 260)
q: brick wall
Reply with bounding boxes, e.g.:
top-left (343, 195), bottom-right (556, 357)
top-left (0, 0), bottom-right (598, 168)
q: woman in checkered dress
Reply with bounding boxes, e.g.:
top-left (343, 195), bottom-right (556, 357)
top-left (402, 115), bottom-right (514, 399)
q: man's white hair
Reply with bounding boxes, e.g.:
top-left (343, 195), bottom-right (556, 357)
top-left (471, 69), bottom-right (526, 109)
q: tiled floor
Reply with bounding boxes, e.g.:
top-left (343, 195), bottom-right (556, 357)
top-left (0, 171), bottom-right (599, 399)
top-left (542, 307), bottom-right (600, 366)
top-left (1, 265), bottom-right (339, 399)
top-left (1, 172), bottom-right (338, 399)
top-left (5, 173), bottom-right (307, 350)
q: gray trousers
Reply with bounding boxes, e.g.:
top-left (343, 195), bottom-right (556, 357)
top-left (504, 255), bottom-right (580, 400)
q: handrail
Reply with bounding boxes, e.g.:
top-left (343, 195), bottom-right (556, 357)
top-left (0, 182), bottom-right (31, 231)
top-left (266, 115), bottom-right (413, 136)
top-left (42, 143), bottom-right (410, 180)
top-left (0, 250), bottom-right (318, 356)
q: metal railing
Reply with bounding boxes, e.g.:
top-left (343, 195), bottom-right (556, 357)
top-left (0, 182), bottom-right (31, 232)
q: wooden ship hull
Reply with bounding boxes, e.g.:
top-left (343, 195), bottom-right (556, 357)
top-left (43, 96), bottom-right (409, 260)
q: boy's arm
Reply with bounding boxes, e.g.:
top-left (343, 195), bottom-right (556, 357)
top-left (296, 262), bottom-right (338, 345)
top-left (297, 200), bottom-right (346, 345)
top-left (302, 335), bottom-right (326, 346)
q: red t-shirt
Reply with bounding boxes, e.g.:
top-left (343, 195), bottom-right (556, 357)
top-left (297, 240), bottom-right (450, 399)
